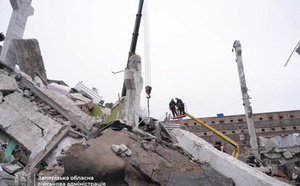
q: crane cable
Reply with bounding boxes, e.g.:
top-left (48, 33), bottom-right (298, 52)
top-left (144, 0), bottom-right (152, 117)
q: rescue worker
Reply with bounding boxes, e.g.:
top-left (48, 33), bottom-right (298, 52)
top-left (246, 152), bottom-right (260, 167)
top-left (169, 99), bottom-right (178, 117)
top-left (0, 32), bottom-right (5, 42)
top-left (214, 140), bottom-right (228, 154)
top-left (175, 97), bottom-right (185, 115)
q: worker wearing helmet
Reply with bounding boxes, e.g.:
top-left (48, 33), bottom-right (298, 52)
top-left (169, 99), bottom-right (178, 117)
top-left (214, 140), bottom-right (228, 154)
top-left (175, 98), bottom-right (185, 115)
top-left (0, 32), bottom-right (4, 42)
top-left (246, 152), bottom-right (261, 167)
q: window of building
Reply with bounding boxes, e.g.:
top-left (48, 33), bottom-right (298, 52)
top-left (290, 115), bottom-right (294, 118)
top-left (204, 132), bottom-right (207, 135)
top-left (219, 120), bottom-right (224, 124)
top-left (259, 118), bottom-right (263, 120)
top-left (184, 123), bottom-right (188, 126)
top-left (269, 116), bottom-right (273, 120)
top-left (241, 130), bottom-right (244, 133)
top-left (222, 131), bottom-right (226, 134)
top-left (279, 116), bottom-right (283, 119)
top-left (293, 126), bottom-right (297, 129)
top-left (232, 131), bottom-right (235, 133)
top-left (212, 121), bottom-right (215, 124)
top-left (194, 123), bottom-right (197, 125)
top-left (238, 119), bottom-right (243, 122)
top-left (261, 129), bottom-right (265, 132)
top-left (272, 128), bottom-right (275, 131)
top-left (238, 126), bottom-right (242, 129)
top-left (230, 120), bottom-right (233, 122)
top-left (282, 127), bottom-right (286, 130)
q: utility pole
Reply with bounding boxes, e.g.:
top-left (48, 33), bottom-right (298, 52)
top-left (232, 40), bottom-right (260, 160)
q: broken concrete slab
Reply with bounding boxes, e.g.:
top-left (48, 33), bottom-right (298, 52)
top-left (0, 92), bottom-right (62, 160)
top-left (289, 146), bottom-right (300, 154)
top-left (3, 164), bottom-right (22, 174)
top-left (26, 125), bottom-right (71, 172)
top-left (0, 72), bottom-right (18, 91)
top-left (19, 76), bottom-right (93, 134)
top-left (112, 144), bottom-right (132, 156)
top-left (283, 150), bottom-right (294, 159)
top-left (167, 169), bottom-right (235, 186)
top-left (0, 101), bottom-right (43, 151)
top-left (264, 153), bottom-right (282, 159)
top-left (4, 92), bottom-right (62, 131)
top-left (171, 129), bottom-right (291, 186)
top-left (48, 83), bottom-right (70, 95)
top-left (12, 39), bottom-right (47, 83)
top-left (38, 84), bottom-right (100, 130)
top-left (280, 155), bottom-right (300, 165)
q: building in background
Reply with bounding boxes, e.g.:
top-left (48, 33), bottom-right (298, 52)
top-left (169, 110), bottom-right (300, 161)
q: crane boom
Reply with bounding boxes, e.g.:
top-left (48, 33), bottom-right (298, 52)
top-left (121, 0), bottom-right (144, 97)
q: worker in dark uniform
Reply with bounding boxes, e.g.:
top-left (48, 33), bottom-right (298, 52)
top-left (0, 32), bottom-right (5, 42)
top-left (175, 98), bottom-right (185, 115)
top-left (169, 99), bottom-right (178, 117)
top-left (246, 152), bottom-right (260, 167)
top-left (214, 140), bottom-right (228, 154)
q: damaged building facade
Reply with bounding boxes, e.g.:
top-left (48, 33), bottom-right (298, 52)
top-left (170, 110), bottom-right (300, 159)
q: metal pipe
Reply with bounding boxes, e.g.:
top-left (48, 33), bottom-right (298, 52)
top-left (186, 112), bottom-right (240, 158)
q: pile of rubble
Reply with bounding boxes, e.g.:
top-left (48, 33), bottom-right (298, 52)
top-left (259, 133), bottom-right (300, 185)
top-left (0, 40), bottom-right (235, 185)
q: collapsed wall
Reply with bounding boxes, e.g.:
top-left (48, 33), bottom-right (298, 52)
top-left (171, 129), bottom-right (292, 186)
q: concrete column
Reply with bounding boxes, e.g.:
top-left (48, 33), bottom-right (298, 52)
top-left (124, 54), bottom-right (143, 128)
top-left (0, 0), bottom-right (34, 67)
top-left (232, 40), bottom-right (260, 160)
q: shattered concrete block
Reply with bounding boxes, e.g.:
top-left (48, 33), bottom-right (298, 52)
top-left (282, 150), bottom-right (293, 159)
top-left (264, 153), bottom-right (282, 159)
top-left (0, 73), bottom-right (18, 91)
top-left (290, 146), bottom-right (300, 154)
top-left (111, 144), bottom-right (132, 156)
top-left (265, 139), bottom-right (279, 152)
top-left (12, 39), bottom-right (47, 82)
top-left (280, 155), bottom-right (299, 164)
top-left (3, 164), bottom-right (22, 174)
top-left (120, 144), bottom-right (132, 156)
top-left (48, 83), bottom-right (71, 95)
top-left (0, 92), bottom-right (62, 159)
top-left (274, 147), bottom-right (286, 154)
top-left (23, 89), bottom-right (33, 98)
top-left (111, 144), bottom-right (120, 153)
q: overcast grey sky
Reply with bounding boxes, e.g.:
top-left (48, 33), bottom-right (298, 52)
top-left (1, 0), bottom-right (300, 120)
